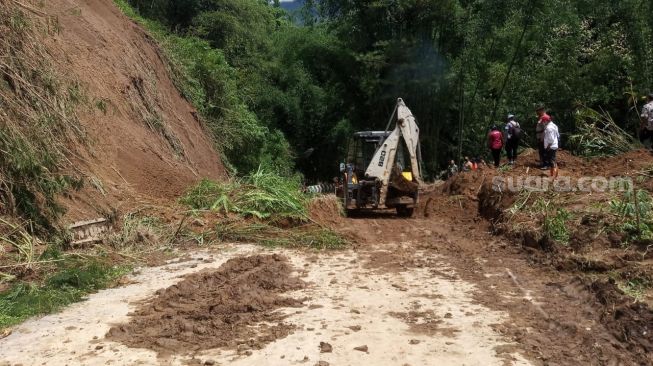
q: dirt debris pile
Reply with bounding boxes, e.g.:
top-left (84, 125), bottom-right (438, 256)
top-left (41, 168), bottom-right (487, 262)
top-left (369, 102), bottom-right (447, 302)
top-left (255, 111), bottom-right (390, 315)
top-left (427, 148), bottom-right (653, 363)
top-left (308, 194), bottom-right (344, 228)
top-left (590, 279), bottom-right (653, 357)
top-left (107, 254), bottom-right (305, 356)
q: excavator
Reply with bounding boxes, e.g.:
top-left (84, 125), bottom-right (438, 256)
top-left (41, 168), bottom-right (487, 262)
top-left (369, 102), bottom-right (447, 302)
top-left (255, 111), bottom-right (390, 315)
top-left (337, 98), bottom-right (423, 217)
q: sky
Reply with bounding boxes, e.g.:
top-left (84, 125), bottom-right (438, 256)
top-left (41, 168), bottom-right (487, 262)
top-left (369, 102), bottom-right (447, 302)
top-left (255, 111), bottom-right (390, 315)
top-left (279, 0), bottom-right (304, 11)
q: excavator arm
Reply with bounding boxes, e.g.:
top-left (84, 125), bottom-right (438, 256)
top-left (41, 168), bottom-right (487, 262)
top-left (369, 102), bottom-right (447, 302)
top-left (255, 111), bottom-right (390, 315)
top-left (364, 98), bottom-right (422, 206)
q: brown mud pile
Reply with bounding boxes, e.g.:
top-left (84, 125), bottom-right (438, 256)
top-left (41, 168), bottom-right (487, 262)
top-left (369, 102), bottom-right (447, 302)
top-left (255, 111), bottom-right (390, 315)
top-left (590, 279), bottom-right (653, 357)
top-left (107, 254), bottom-right (305, 356)
top-left (308, 195), bottom-right (344, 228)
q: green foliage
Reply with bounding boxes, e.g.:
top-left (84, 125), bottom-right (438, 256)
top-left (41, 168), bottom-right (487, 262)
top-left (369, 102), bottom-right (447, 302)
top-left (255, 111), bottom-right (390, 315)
top-left (117, 0), bottom-right (356, 179)
top-left (306, 0), bottom-right (653, 172)
top-left (546, 208), bottom-right (572, 243)
top-left (609, 189), bottom-right (653, 242)
top-left (181, 168), bottom-right (308, 221)
top-left (0, 261), bottom-right (128, 329)
top-left (119, 0), bottom-right (653, 178)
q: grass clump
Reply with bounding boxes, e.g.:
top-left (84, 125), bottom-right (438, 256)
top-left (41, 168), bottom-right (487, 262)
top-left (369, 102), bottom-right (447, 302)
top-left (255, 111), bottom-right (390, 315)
top-left (619, 278), bottom-right (651, 302)
top-left (107, 212), bottom-right (169, 249)
top-left (544, 208), bottom-right (571, 243)
top-left (0, 260), bottom-right (128, 329)
top-left (181, 168), bottom-right (308, 221)
top-left (530, 197), bottom-right (571, 244)
top-left (609, 189), bottom-right (653, 242)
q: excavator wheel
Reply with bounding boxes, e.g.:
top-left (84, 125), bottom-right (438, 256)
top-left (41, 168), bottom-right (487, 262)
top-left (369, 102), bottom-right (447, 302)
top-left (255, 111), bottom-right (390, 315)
top-left (396, 205), bottom-right (414, 218)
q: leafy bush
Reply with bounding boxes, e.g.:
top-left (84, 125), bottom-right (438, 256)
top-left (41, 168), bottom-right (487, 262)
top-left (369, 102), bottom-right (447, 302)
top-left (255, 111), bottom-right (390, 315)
top-left (181, 168), bottom-right (308, 221)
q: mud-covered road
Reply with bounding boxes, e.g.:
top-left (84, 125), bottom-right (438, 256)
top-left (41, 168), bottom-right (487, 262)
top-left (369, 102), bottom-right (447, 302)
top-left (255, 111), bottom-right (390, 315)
top-left (0, 211), bottom-right (649, 365)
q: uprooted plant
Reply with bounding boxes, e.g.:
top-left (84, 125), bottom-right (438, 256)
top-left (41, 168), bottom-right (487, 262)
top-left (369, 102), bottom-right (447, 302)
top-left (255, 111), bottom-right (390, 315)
top-left (568, 106), bottom-right (640, 158)
top-left (502, 191), bottom-right (571, 245)
top-left (181, 168), bottom-right (309, 222)
top-left (212, 220), bottom-right (347, 250)
top-left (180, 168), bottom-right (347, 249)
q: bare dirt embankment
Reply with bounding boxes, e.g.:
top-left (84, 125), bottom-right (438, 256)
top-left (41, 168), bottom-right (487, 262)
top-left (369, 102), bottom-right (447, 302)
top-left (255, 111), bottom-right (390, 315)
top-left (39, 0), bottom-right (225, 221)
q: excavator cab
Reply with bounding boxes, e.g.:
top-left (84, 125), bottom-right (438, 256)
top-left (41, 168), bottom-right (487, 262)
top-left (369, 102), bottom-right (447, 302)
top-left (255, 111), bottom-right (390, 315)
top-left (345, 131), bottom-right (391, 181)
top-left (338, 98), bottom-right (422, 217)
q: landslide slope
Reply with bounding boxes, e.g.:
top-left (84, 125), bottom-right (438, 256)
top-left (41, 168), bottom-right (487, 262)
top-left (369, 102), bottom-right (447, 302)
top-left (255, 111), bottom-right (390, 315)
top-left (39, 0), bottom-right (225, 220)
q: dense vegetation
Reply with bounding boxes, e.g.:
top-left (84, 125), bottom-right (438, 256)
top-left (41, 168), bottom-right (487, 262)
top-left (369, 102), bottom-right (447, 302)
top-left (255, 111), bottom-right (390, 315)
top-left (123, 0), bottom-right (653, 179)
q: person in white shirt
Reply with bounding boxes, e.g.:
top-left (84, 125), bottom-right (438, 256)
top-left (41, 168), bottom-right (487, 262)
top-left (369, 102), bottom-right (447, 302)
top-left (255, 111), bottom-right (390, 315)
top-left (543, 118), bottom-right (560, 179)
top-left (640, 93), bottom-right (653, 149)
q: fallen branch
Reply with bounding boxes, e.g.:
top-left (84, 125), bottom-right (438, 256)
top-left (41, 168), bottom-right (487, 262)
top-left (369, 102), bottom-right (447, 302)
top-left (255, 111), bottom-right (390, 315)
top-left (0, 259), bottom-right (64, 270)
top-left (12, 0), bottom-right (48, 17)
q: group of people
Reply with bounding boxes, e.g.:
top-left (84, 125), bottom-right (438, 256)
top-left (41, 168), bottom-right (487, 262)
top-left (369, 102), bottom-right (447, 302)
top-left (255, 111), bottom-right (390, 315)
top-left (447, 105), bottom-right (561, 179)
top-left (487, 105), bottom-right (560, 177)
top-left (445, 93), bottom-right (653, 180)
top-left (487, 114), bottom-right (522, 167)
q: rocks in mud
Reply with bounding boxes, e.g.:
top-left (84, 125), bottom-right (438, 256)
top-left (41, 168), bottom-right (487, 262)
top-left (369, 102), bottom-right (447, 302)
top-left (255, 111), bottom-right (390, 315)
top-left (392, 283), bottom-right (408, 291)
top-left (314, 362), bottom-right (330, 366)
top-left (319, 342), bottom-right (332, 353)
top-left (347, 325), bottom-right (362, 332)
top-left (409, 339), bottom-right (420, 345)
top-left (353, 345), bottom-right (368, 352)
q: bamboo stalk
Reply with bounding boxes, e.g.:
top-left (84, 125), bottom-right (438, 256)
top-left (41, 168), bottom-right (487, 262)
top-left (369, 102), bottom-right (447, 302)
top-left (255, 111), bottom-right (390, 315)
top-left (0, 259), bottom-right (64, 269)
top-left (634, 190), bottom-right (642, 238)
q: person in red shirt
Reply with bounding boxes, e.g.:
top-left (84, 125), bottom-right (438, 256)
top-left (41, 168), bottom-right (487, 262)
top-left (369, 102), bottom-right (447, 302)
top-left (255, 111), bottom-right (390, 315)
top-left (487, 125), bottom-right (504, 167)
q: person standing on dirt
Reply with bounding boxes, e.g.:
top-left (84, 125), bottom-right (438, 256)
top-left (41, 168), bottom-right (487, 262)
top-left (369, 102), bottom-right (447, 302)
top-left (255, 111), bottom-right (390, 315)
top-left (447, 160), bottom-right (459, 178)
top-left (640, 93), bottom-right (653, 149)
top-left (504, 114), bottom-right (521, 165)
top-left (487, 125), bottom-right (504, 167)
top-left (543, 117), bottom-right (560, 180)
top-left (535, 105), bottom-right (551, 168)
top-left (462, 156), bottom-right (476, 171)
